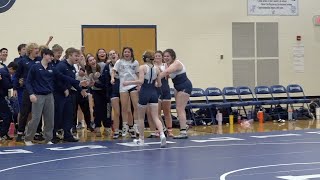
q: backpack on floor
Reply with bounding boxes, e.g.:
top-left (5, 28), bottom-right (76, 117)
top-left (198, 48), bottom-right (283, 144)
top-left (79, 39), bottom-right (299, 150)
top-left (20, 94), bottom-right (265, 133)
top-left (309, 99), bottom-right (320, 117)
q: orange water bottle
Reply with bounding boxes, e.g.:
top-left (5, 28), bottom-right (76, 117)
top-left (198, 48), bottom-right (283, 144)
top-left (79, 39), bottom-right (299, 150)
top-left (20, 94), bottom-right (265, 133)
top-left (257, 110), bottom-right (264, 123)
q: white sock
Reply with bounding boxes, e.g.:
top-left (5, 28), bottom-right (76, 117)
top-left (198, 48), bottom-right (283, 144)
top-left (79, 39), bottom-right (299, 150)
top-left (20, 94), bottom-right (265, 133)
top-left (180, 130), bottom-right (187, 134)
top-left (160, 132), bottom-right (165, 138)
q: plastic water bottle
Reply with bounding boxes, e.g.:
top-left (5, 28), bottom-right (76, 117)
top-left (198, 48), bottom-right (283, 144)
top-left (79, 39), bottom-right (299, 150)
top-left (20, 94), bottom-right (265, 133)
top-left (316, 107), bottom-right (320, 120)
top-left (288, 107), bottom-right (293, 120)
top-left (257, 110), bottom-right (264, 123)
top-left (216, 111), bottom-right (223, 125)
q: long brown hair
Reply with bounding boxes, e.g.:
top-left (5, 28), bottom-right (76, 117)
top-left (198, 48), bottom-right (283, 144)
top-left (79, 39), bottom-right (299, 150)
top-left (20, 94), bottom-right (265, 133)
top-left (96, 48), bottom-right (108, 63)
top-left (85, 55), bottom-right (101, 74)
top-left (163, 49), bottom-right (176, 60)
top-left (121, 47), bottom-right (135, 62)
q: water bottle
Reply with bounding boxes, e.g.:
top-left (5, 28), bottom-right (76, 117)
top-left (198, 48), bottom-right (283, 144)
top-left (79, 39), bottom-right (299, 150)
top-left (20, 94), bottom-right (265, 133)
top-left (288, 107), bottom-right (293, 120)
top-left (229, 114), bottom-right (234, 126)
top-left (316, 107), bottom-right (320, 120)
top-left (257, 110), bottom-right (264, 123)
top-left (216, 111), bottom-right (223, 125)
top-left (218, 112), bottom-right (223, 125)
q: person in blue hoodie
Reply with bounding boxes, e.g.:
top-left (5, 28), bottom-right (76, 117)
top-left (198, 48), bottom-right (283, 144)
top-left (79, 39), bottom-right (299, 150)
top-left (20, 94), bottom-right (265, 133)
top-left (13, 43), bottom-right (42, 142)
top-left (0, 56), bottom-right (13, 140)
top-left (24, 48), bottom-right (88, 146)
top-left (53, 47), bottom-right (88, 143)
top-left (12, 44), bottom-right (27, 126)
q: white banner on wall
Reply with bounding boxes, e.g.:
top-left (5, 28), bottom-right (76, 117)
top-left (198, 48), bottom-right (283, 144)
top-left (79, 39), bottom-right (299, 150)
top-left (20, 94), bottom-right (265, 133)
top-left (292, 44), bottom-right (304, 73)
top-left (248, 0), bottom-right (298, 16)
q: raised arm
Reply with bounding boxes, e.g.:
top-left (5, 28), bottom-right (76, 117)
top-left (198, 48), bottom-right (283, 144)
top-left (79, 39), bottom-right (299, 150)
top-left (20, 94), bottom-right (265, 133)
top-left (123, 65), bottom-right (145, 86)
top-left (159, 60), bottom-right (183, 79)
top-left (53, 68), bottom-right (85, 92)
top-left (156, 67), bottom-right (162, 87)
top-left (45, 36), bottom-right (53, 46)
top-left (111, 60), bottom-right (120, 84)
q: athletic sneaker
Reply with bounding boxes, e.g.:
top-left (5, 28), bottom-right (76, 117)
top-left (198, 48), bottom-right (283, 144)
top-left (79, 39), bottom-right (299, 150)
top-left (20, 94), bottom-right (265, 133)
top-left (57, 130), bottom-right (64, 139)
top-left (0, 134), bottom-right (13, 141)
top-left (160, 135), bottom-right (166, 148)
top-left (34, 133), bottom-right (45, 141)
top-left (87, 126), bottom-right (95, 132)
top-left (113, 131), bottom-right (120, 139)
top-left (90, 122), bottom-right (96, 129)
top-left (76, 122), bottom-right (84, 129)
top-left (16, 134), bottom-right (23, 142)
top-left (71, 127), bottom-right (77, 134)
top-left (173, 133), bottom-right (188, 139)
top-left (24, 141), bottom-right (34, 146)
top-left (47, 141), bottom-right (54, 145)
top-left (105, 128), bottom-right (112, 136)
top-left (133, 138), bottom-right (144, 146)
top-left (51, 137), bottom-right (61, 144)
top-left (129, 128), bottom-right (136, 138)
top-left (95, 128), bottom-right (102, 137)
top-left (147, 132), bottom-right (159, 138)
top-left (122, 125), bottom-right (128, 137)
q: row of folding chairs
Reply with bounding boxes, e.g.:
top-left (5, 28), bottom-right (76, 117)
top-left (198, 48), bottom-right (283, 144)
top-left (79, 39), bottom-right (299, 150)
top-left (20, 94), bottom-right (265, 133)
top-left (170, 84), bottom-right (313, 125)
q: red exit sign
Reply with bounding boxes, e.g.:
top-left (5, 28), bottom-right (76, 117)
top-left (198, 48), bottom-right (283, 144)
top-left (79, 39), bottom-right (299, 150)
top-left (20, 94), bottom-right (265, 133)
top-left (314, 15), bottom-right (320, 26)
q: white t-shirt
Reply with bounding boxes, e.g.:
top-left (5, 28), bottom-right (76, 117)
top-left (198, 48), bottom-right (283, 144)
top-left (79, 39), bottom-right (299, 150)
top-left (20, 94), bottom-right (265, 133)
top-left (73, 63), bottom-right (88, 81)
top-left (109, 62), bottom-right (119, 79)
top-left (113, 59), bottom-right (139, 92)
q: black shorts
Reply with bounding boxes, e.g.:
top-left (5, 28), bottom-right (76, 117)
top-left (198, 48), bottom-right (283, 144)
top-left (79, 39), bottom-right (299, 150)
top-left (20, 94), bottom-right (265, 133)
top-left (139, 88), bottom-right (158, 106)
top-left (158, 88), bottom-right (171, 100)
top-left (111, 79), bottom-right (120, 99)
top-left (174, 79), bottom-right (193, 95)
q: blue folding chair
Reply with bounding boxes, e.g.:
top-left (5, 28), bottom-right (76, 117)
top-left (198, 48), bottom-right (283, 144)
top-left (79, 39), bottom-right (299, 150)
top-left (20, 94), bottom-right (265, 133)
top-left (205, 87), bottom-right (231, 124)
top-left (222, 87), bottom-right (248, 117)
top-left (205, 87), bottom-right (232, 109)
top-left (287, 84), bottom-right (311, 104)
top-left (186, 88), bottom-right (213, 125)
top-left (270, 85), bottom-right (297, 120)
top-left (254, 86), bottom-right (280, 120)
top-left (237, 86), bottom-right (262, 119)
top-left (270, 85), bottom-right (296, 105)
top-left (254, 86), bottom-right (279, 106)
top-left (287, 84), bottom-right (314, 119)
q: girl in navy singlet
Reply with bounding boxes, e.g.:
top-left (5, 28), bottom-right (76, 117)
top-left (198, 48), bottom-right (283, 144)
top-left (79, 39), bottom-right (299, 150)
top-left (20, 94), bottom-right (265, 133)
top-left (123, 51), bottom-right (166, 148)
top-left (160, 49), bottom-right (192, 139)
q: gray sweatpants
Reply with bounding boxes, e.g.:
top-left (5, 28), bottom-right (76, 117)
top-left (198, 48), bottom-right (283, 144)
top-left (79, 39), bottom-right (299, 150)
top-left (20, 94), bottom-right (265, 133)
top-left (25, 94), bottom-right (54, 142)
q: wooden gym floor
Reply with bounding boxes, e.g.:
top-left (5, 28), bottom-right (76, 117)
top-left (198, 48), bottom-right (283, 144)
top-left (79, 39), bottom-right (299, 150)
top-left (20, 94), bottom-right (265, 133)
top-left (0, 119), bottom-right (318, 148)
